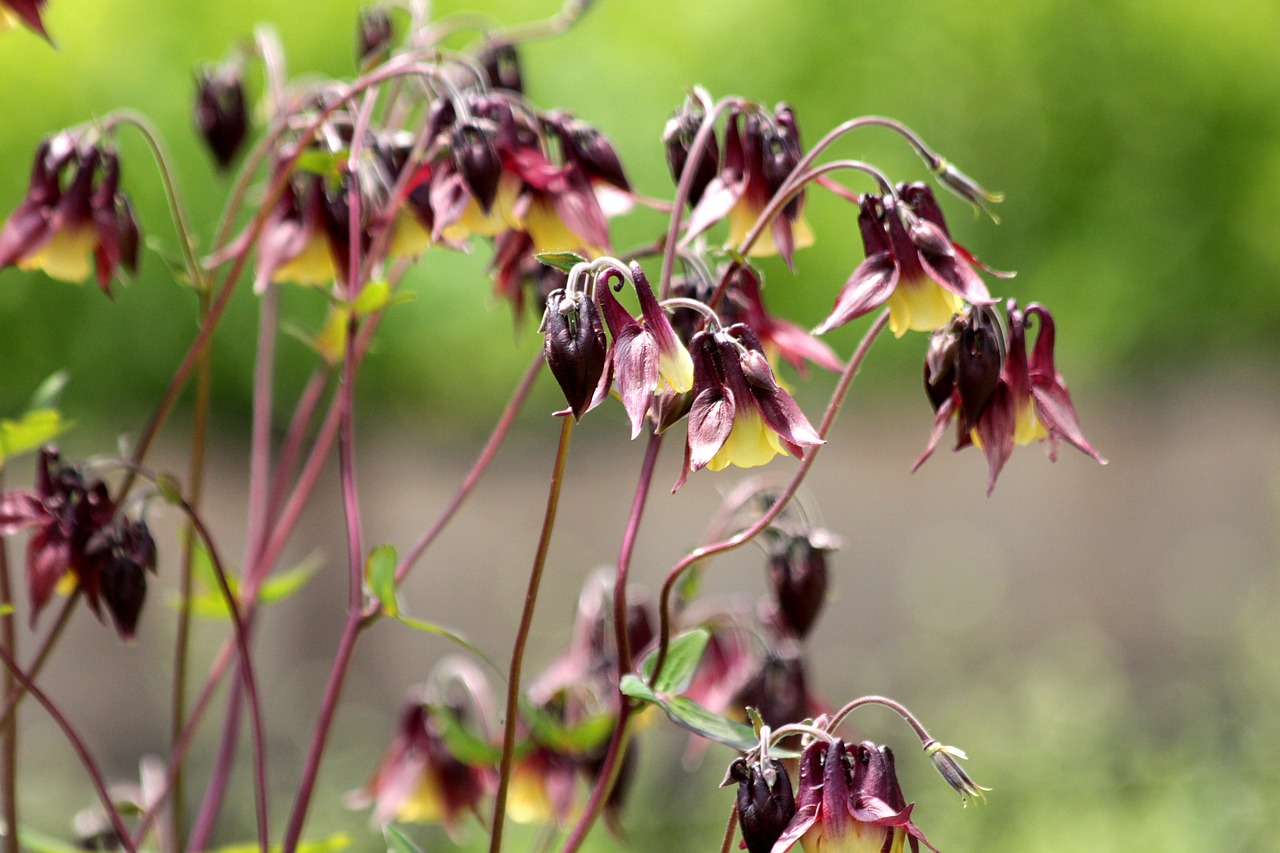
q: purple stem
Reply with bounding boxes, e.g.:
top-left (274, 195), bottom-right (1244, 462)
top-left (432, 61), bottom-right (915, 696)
top-left (489, 416), bottom-right (575, 853)
top-left (245, 280), bottom-right (279, 570)
top-left (650, 310), bottom-right (890, 685)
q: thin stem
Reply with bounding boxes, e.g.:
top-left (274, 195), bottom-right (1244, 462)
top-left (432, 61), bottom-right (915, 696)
top-left (245, 280), bottom-right (279, 571)
top-left (613, 431), bottom-right (663, 675)
top-left (825, 695), bottom-right (931, 744)
top-left (390, 351), bottom-right (542, 588)
top-left (0, 513), bottom-right (17, 853)
top-left (280, 309), bottom-right (366, 853)
top-left (650, 310), bottom-right (890, 685)
top-left (0, 645), bottom-right (136, 853)
top-left (264, 370), bottom-right (330, 542)
top-left (490, 416), bottom-right (575, 853)
top-left (558, 708), bottom-right (632, 853)
top-left (169, 283), bottom-right (215, 851)
top-left (718, 800), bottom-right (740, 853)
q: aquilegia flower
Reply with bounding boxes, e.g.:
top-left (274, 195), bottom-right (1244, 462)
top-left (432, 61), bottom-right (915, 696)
top-left (0, 137), bottom-right (141, 294)
top-left (915, 299), bottom-right (1106, 493)
top-left (194, 62), bottom-right (250, 170)
top-left (728, 756), bottom-right (796, 853)
top-left (0, 0), bottom-right (50, 41)
top-left (815, 183), bottom-right (996, 338)
top-left (676, 323), bottom-right (823, 489)
top-left (771, 738), bottom-right (937, 853)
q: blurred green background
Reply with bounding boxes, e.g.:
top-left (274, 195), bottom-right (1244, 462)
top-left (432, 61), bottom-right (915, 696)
top-left (1, 0), bottom-right (1278, 851)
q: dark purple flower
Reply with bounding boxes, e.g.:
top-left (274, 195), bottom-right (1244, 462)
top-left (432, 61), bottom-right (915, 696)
top-left (727, 756), bottom-right (796, 853)
top-left (542, 287), bottom-right (609, 421)
top-left (356, 6), bottom-right (394, 67)
top-left (195, 64), bottom-right (250, 170)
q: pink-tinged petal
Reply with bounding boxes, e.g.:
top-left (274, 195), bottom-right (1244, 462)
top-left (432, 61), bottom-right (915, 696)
top-left (685, 173), bottom-right (745, 240)
top-left (633, 264), bottom-right (694, 392)
top-left (549, 169), bottom-right (611, 251)
top-left (26, 528), bottom-right (70, 622)
top-left (0, 200), bottom-right (53, 269)
top-left (912, 394), bottom-right (957, 473)
top-left (1030, 378), bottom-right (1107, 464)
top-left (813, 251), bottom-right (898, 335)
top-left (768, 802), bottom-right (816, 853)
top-left (771, 215), bottom-right (796, 272)
top-left (975, 384), bottom-right (1016, 495)
top-left (912, 219), bottom-right (993, 305)
top-left (612, 327), bottom-right (659, 438)
top-left (820, 739), bottom-right (850, 839)
top-left (763, 318), bottom-right (844, 375)
top-left (955, 241), bottom-right (1015, 278)
top-left (428, 170), bottom-right (473, 241)
top-left (0, 492), bottom-right (44, 534)
top-left (687, 385), bottom-right (736, 471)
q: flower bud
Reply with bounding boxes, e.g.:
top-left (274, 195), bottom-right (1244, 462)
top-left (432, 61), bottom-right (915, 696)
top-left (194, 66), bottom-right (249, 170)
top-left (356, 6), bottom-right (394, 67)
top-left (663, 98), bottom-right (719, 207)
top-left (542, 289), bottom-right (608, 421)
top-left (451, 122), bottom-right (502, 214)
top-left (727, 756), bottom-right (795, 853)
top-left (766, 529), bottom-right (836, 639)
top-left (477, 40), bottom-right (523, 94)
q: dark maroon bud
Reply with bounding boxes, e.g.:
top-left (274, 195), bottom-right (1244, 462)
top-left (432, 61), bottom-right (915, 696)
top-left (477, 40), bottom-right (523, 94)
top-left (194, 66), bottom-right (249, 170)
top-left (955, 308), bottom-right (1004, 425)
top-left (356, 6), bottom-right (394, 67)
top-left (735, 650), bottom-right (812, 729)
top-left (767, 530), bottom-right (834, 639)
top-left (451, 122), bottom-right (502, 213)
top-left (550, 114), bottom-right (630, 191)
top-left (728, 757), bottom-right (795, 853)
top-left (739, 349), bottom-right (776, 390)
top-left (543, 289), bottom-right (608, 421)
top-left (663, 101), bottom-right (719, 207)
top-left (426, 97), bottom-right (457, 145)
top-left (923, 319), bottom-right (961, 413)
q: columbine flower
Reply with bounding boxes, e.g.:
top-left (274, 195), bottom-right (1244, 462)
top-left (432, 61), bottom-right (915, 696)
top-left (771, 738), bottom-right (937, 853)
top-left (0, 139), bottom-right (140, 294)
top-left (252, 171), bottom-right (340, 291)
top-left (763, 526), bottom-right (839, 640)
top-left (477, 40), bottom-right (523, 94)
top-left (0, 446), bottom-right (155, 639)
top-left (664, 88), bottom-right (720, 209)
top-left (195, 63), bottom-right (250, 170)
top-left (597, 263), bottom-right (694, 437)
top-left (687, 104), bottom-right (813, 268)
top-left (0, 0), bottom-right (51, 41)
top-left (676, 323), bottom-right (822, 489)
top-left (815, 183), bottom-right (996, 338)
top-left (542, 285), bottom-right (609, 421)
top-left (349, 701), bottom-right (491, 837)
top-left (356, 6), bottom-right (394, 67)
top-left (915, 300), bottom-right (1107, 493)
top-left (727, 756), bottom-right (796, 853)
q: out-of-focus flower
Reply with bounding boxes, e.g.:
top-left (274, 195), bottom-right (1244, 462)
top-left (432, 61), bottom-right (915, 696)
top-left (0, 446), bottom-right (155, 639)
top-left (252, 172), bottom-right (339, 291)
top-left (728, 756), bottom-right (796, 853)
top-left (763, 526), bottom-right (839, 640)
top-left (0, 138), bottom-right (140, 294)
top-left (722, 266), bottom-right (843, 377)
top-left (771, 738), bottom-right (937, 853)
top-left (195, 63), bottom-right (250, 170)
top-left (686, 104), bottom-right (813, 268)
top-left (0, 0), bottom-right (51, 42)
top-left (664, 88), bottom-right (720, 209)
top-left (597, 263), bottom-right (694, 437)
top-left (915, 299), bottom-right (1106, 493)
top-left (477, 40), bottom-right (523, 94)
top-left (356, 6), bottom-right (394, 67)
top-left (677, 323), bottom-right (822, 489)
top-left (815, 183), bottom-right (996, 338)
top-left (349, 701), bottom-right (491, 837)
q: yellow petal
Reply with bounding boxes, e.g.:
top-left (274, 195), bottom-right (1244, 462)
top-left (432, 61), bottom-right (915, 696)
top-left (395, 775), bottom-right (444, 823)
top-left (707, 410), bottom-right (784, 472)
top-left (387, 211), bottom-right (431, 259)
top-left (657, 343), bottom-right (694, 394)
top-left (272, 235), bottom-right (336, 286)
top-left (727, 201), bottom-right (815, 258)
top-left (885, 276), bottom-right (963, 337)
top-left (18, 226), bottom-right (97, 283)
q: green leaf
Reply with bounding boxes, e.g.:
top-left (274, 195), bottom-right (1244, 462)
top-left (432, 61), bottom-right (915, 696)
top-left (17, 830), bottom-right (83, 853)
top-left (352, 280), bottom-right (391, 315)
top-left (258, 554), bottom-right (321, 604)
top-left (365, 544), bottom-right (399, 616)
top-left (175, 540), bottom-right (240, 620)
top-left (663, 696), bottom-right (757, 750)
top-left (0, 409), bottom-right (72, 463)
top-left (619, 673), bottom-right (660, 705)
top-left (431, 703), bottom-right (504, 765)
top-left (154, 473), bottom-right (185, 506)
top-left (639, 628), bottom-right (709, 695)
top-left (384, 825), bottom-right (423, 853)
top-left (523, 701), bottom-right (615, 754)
top-left (394, 614), bottom-right (502, 675)
top-left (27, 371), bottom-right (69, 411)
top-left (296, 148), bottom-right (348, 178)
top-left (534, 251), bottom-right (588, 273)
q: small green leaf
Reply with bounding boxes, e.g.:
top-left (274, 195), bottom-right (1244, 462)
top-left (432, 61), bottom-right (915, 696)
top-left (177, 540), bottom-right (240, 620)
top-left (663, 696), bottom-right (757, 750)
top-left (352, 280), bottom-right (391, 315)
top-left (431, 703), bottom-right (504, 765)
top-left (384, 825), bottom-right (423, 853)
top-left (155, 473), bottom-right (185, 506)
top-left (296, 148), bottom-right (349, 178)
top-left (258, 555), bottom-right (321, 604)
top-left (394, 614), bottom-right (502, 675)
top-left (535, 251), bottom-right (587, 273)
top-left (523, 702), bottom-right (615, 754)
top-left (0, 409), bottom-right (72, 463)
top-left (365, 544), bottom-right (399, 616)
top-left (17, 830), bottom-right (83, 853)
top-left (619, 673), bottom-right (660, 705)
top-left (27, 371), bottom-right (69, 411)
top-left (639, 628), bottom-right (709, 695)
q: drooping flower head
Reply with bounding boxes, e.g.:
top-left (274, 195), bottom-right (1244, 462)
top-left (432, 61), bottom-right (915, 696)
top-left (915, 300), bottom-right (1107, 492)
top-left (0, 137), bottom-right (141, 294)
top-left (816, 183), bottom-right (998, 338)
top-left (771, 738), bottom-right (938, 853)
top-left (194, 62), bottom-right (250, 170)
top-left (763, 525), bottom-right (839, 640)
top-left (728, 756), bottom-right (796, 853)
top-left (677, 323), bottom-right (823, 489)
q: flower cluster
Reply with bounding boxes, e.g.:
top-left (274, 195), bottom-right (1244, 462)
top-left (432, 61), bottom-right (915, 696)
top-left (0, 447), bottom-right (155, 639)
top-left (0, 135), bottom-right (140, 294)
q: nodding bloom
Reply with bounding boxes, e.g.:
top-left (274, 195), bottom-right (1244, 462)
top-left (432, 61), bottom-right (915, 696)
top-left (356, 6), bottom-right (394, 67)
top-left (349, 701), bottom-right (491, 837)
top-left (815, 183), bottom-right (997, 338)
top-left (542, 285), bottom-right (609, 421)
top-left (664, 88), bottom-right (720, 209)
top-left (0, 138), bottom-right (140, 294)
top-left (914, 300), bottom-right (1106, 493)
top-left (477, 40), bottom-right (524, 94)
top-left (0, 446), bottom-right (155, 639)
top-left (771, 738), bottom-right (938, 853)
top-left (194, 63), bottom-right (250, 170)
top-left (686, 103), bottom-right (813, 268)
top-left (763, 525), bottom-right (839, 640)
top-left (596, 263), bottom-right (694, 437)
top-left (676, 323), bottom-right (823, 489)
top-left (728, 756), bottom-right (796, 853)
top-left (0, 0), bottom-right (51, 41)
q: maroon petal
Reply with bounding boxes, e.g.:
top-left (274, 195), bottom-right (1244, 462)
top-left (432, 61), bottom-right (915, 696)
top-left (0, 491), bottom-right (44, 535)
top-left (771, 215), bottom-right (796, 272)
top-left (975, 383), bottom-right (1016, 495)
top-left (0, 199), bottom-right (53, 269)
top-left (686, 385), bottom-right (735, 471)
top-left (6, 0), bottom-right (51, 41)
top-left (611, 327), bottom-right (659, 438)
top-left (1030, 378), bottom-right (1107, 464)
top-left (26, 528), bottom-right (70, 623)
top-left (912, 219), bottom-right (993, 305)
top-left (763, 318), bottom-right (844, 374)
top-left (911, 394), bottom-right (957, 474)
top-left (549, 169), bottom-right (611, 250)
top-left (813, 251), bottom-right (898, 335)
